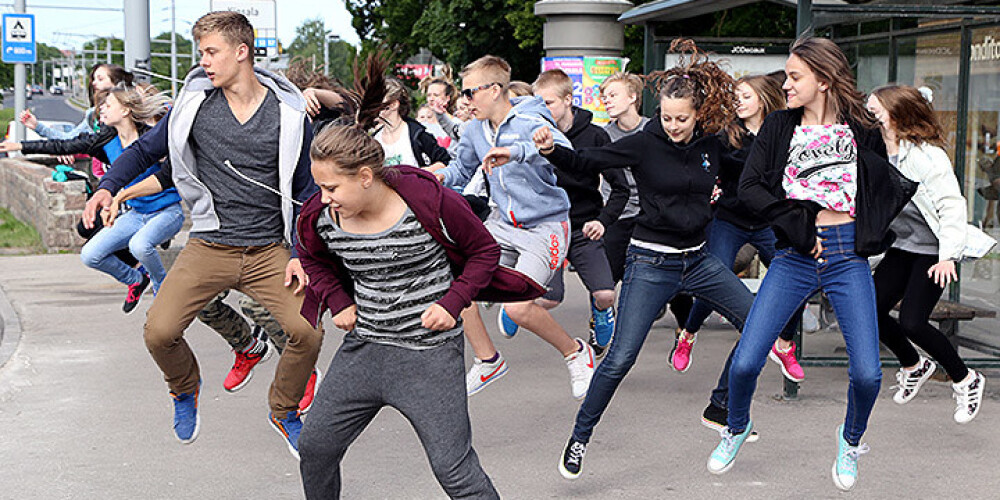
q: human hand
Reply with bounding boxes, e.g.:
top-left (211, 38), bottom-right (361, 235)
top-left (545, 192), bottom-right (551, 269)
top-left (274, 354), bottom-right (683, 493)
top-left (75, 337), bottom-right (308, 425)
top-left (421, 303), bottom-right (457, 331)
top-left (83, 189), bottom-right (113, 229)
top-left (481, 147), bottom-right (512, 175)
top-left (533, 126), bottom-right (555, 152)
top-left (333, 305), bottom-right (357, 331)
top-left (811, 236), bottom-right (824, 259)
top-left (18, 109), bottom-right (37, 130)
top-left (303, 88), bottom-right (322, 117)
top-left (285, 258), bottom-right (310, 295)
top-left (582, 220), bottom-right (605, 240)
top-left (0, 141), bottom-right (22, 152)
top-left (928, 260), bottom-right (958, 288)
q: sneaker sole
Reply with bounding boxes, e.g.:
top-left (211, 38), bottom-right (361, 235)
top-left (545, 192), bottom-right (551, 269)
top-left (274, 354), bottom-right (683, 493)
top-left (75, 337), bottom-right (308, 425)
top-left (700, 417), bottom-right (760, 443)
top-left (176, 413), bottom-right (201, 444)
top-left (497, 308), bottom-right (517, 338)
top-left (299, 368), bottom-right (323, 415)
top-left (468, 363), bottom-right (508, 397)
top-left (558, 460), bottom-right (581, 480)
top-left (269, 417), bottom-right (301, 461)
top-left (768, 350), bottom-right (805, 383)
top-left (831, 461), bottom-right (855, 491)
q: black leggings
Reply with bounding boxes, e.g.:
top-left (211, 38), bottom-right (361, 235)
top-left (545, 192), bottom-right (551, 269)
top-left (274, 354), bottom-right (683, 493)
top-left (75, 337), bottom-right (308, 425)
top-left (873, 248), bottom-right (969, 381)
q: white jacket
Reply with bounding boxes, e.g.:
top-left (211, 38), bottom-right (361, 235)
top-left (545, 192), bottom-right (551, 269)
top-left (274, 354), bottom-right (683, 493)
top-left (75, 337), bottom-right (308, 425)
top-left (894, 140), bottom-right (967, 262)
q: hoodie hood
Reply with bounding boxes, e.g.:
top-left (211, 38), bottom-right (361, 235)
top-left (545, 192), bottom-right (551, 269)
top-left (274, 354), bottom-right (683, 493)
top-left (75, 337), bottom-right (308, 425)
top-left (182, 66), bottom-right (306, 111)
top-left (566, 107), bottom-right (595, 139)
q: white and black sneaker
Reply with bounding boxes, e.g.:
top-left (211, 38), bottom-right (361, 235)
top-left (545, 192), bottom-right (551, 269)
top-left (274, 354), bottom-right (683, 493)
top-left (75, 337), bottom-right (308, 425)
top-left (892, 356), bottom-right (936, 404)
top-left (953, 370), bottom-right (985, 424)
top-left (559, 437), bottom-right (587, 479)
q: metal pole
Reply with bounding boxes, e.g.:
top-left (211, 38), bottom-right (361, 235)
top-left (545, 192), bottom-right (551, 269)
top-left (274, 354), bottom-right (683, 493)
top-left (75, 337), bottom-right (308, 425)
top-left (14, 0), bottom-right (27, 141)
top-left (323, 30), bottom-right (329, 77)
top-left (106, 38), bottom-right (112, 64)
top-left (797, 0), bottom-right (813, 38)
top-left (170, 0), bottom-right (177, 96)
top-left (124, 0), bottom-right (151, 83)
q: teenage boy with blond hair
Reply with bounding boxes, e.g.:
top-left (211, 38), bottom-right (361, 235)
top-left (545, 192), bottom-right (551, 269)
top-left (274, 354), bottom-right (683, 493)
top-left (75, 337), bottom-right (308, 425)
top-left (83, 11), bottom-right (319, 457)
top-left (436, 56), bottom-right (596, 400)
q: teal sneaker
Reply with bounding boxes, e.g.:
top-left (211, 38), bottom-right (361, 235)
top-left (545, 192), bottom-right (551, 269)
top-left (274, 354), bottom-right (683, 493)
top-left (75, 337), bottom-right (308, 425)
top-left (707, 420), bottom-right (753, 474)
top-left (832, 424), bottom-right (869, 491)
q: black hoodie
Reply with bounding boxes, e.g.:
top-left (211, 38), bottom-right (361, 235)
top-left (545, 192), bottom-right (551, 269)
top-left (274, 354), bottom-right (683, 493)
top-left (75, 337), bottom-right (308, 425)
top-left (404, 117), bottom-right (452, 168)
top-left (556, 108), bottom-right (630, 230)
top-left (545, 116), bottom-right (723, 248)
top-left (714, 127), bottom-right (769, 231)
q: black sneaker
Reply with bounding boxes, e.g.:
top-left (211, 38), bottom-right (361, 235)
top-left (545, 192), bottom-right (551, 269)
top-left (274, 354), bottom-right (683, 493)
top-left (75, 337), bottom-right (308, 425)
top-left (559, 437), bottom-right (587, 479)
top-left (702, 402), bottom-right (759, 442)
top-left (588, 329), bottom-right (606, 360)
top-left (123, 272), bottom-right (151, 314)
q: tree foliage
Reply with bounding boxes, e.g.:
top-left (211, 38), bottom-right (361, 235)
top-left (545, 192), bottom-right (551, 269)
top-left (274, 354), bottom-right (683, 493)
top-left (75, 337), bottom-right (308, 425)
top-left (285, 18), bottom-right (358, 86)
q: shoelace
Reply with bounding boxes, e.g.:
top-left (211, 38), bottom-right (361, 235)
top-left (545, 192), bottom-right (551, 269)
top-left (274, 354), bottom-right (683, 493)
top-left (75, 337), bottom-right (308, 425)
top-left (954, 376), bottom-right (982, 410)
top-left (838, 443), bottom-right (870, 473)
top-left (891, 364), bottom-right (926, 393)
top-left (717, 428), bottom-right (739, 455)
top-left (565, 442), bottom-right (586, 466)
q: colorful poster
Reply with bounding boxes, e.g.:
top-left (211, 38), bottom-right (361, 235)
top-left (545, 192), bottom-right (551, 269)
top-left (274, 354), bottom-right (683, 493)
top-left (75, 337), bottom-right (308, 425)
top-left (541, 56), bottom-right (625, 124)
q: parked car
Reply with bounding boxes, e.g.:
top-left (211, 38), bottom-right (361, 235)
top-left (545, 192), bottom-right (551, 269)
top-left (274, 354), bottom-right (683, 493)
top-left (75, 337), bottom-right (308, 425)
top-left (48, 85), bottom-right (64, 95)
top-left (30, 84), bottom-right (43, 95)
top-left (2, 119), bottom-right (76, 158)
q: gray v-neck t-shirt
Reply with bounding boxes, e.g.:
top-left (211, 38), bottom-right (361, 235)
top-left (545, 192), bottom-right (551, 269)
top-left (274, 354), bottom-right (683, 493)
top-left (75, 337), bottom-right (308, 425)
top-left (189, 88), bottom-right (283, 246)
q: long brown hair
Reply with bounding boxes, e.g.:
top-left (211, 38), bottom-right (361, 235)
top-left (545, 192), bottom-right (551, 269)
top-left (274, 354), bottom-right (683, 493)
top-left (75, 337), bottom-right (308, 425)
top-left (870, 84), bottom-right (946, 148)
top-left (309, 52), bottom-right (393, 182)
top-left (647, 39), bottom-right (738, 142)
top-left (727, 74), bottom-right (786, 148)
top-left (789, 37), bottom-right (877, 128)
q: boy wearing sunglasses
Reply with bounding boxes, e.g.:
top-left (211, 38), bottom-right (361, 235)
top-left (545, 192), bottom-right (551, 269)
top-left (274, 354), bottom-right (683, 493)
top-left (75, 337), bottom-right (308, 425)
top-left (436, 55), bottom-right (597, 401)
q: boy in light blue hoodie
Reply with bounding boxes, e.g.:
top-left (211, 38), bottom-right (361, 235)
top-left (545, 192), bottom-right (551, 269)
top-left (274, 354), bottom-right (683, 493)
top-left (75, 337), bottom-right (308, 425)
top-left (436, 55), bottom-right (596, 401)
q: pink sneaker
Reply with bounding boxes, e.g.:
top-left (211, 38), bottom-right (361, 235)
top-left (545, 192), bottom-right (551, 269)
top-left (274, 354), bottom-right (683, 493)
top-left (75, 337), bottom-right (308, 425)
top-left (670, 330), bottom-right (696, 373)
top-left (768, 340), bottom-right (805, 382)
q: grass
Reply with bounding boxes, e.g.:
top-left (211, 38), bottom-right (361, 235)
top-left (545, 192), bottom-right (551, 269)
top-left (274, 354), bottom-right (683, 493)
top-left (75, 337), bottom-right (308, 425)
top-left (0, 107), bottom-right (15, 127)
top-left (0, 207), bottom-right (44, 254)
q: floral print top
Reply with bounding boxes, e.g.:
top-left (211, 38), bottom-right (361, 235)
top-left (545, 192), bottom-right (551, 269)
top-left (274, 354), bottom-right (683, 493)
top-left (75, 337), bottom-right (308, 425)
top-left (783, 124), bottom-right (858, 216)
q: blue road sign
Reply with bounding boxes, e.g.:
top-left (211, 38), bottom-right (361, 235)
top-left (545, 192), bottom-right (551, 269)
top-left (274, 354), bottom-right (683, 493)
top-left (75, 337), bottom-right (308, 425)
top-left (2, 14), bottom-right (36, 64)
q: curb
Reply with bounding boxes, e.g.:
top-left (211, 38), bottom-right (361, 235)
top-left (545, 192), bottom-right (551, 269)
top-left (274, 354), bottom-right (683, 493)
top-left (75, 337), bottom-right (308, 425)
top-left (0, 281), bottom-right (22, 369)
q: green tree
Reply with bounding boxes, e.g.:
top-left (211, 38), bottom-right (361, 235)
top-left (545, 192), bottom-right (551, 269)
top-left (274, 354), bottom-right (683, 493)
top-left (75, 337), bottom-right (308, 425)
top-left (286, 18), bottom-right (358, 85)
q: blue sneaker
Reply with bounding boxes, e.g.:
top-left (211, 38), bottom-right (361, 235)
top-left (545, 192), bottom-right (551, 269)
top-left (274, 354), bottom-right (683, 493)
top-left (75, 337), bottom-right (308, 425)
top-left (497, 305), bottom-right (519, 338)
top-left (170, 382), bottom-right (201, 444)
top-left (707, 420), bottom-right (753, 474)
top-left (269, 411), bottom-right (303, 460)
top-left (832, 424), bottom-right (869, 491)
top-left (590, 297), bottom-right (615, 348)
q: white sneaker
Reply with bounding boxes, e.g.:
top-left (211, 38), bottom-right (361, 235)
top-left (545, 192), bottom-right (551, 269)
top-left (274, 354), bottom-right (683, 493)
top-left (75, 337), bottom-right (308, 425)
top-left (953, 370), bottom-right (985, 424)
top-left (565, 339), bottom-right (595, 400)
top-left (466, 353), bottom-right (508, 397)
top-left (892, 356), bottom-right (936, 404)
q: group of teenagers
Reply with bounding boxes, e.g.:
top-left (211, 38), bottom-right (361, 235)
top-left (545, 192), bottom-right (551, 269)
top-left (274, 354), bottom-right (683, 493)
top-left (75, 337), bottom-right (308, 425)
top-left (9, 10), bottom-right (991, 498)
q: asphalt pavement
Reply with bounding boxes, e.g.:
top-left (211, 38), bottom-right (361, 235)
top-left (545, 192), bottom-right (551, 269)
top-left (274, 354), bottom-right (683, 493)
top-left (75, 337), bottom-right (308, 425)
top-left (0, 252), bottom-right (998, 499)
top-left (3, 93), bottom-right (86, 125)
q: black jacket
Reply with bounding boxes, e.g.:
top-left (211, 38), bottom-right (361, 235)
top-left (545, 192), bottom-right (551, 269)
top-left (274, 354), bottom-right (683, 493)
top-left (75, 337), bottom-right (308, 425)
top-left (558, 108), bottom-right (629, 230)
top-left (738, 108), bottom-right (917, 256)
top-left (714, 128), bottom-right (769, 230)
top-left (546, 117), bottom-right (723, 248)
top-left (405, 117), bottom-right (451, 168)
top-left (21, 124), bottom-right (147, 165)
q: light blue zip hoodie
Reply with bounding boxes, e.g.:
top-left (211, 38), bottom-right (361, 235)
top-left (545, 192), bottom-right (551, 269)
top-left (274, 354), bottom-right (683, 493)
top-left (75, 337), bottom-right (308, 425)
top-left (439, 96), bottom-right (572, 228)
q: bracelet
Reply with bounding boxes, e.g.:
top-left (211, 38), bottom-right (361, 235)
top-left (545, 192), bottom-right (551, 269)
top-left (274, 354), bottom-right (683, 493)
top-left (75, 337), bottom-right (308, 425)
top-left (539, 146), bottom-right (554, 155)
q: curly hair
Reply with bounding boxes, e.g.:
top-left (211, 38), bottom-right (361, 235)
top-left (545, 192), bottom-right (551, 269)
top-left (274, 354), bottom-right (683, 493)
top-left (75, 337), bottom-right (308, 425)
top-left (309, 51), bottom-right (394, 182)
top-left (647, 39), bottom-right (738, 144)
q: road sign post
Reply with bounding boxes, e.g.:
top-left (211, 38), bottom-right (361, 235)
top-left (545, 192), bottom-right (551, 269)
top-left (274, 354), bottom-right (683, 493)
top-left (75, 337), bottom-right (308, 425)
top-left (3, 11), bottom-right (36, 142)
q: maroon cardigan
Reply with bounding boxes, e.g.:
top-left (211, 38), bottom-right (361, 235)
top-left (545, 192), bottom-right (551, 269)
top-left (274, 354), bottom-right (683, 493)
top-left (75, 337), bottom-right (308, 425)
top-left (297, 165), bottom-right (546, 328)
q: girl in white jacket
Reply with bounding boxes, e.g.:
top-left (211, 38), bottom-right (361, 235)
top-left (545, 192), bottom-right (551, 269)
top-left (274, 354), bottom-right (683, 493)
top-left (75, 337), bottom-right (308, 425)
top-left (867, 84), bottom-right (985, 424)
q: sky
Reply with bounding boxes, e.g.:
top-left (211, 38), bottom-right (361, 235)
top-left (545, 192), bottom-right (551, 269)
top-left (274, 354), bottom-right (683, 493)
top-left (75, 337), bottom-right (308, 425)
top-left (0, 0), bottom-right (361, 50)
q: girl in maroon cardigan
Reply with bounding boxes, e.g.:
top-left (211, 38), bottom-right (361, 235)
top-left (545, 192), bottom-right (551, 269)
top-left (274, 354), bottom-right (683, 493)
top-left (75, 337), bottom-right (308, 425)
top-left (294, 55), bottom-right (540, 500)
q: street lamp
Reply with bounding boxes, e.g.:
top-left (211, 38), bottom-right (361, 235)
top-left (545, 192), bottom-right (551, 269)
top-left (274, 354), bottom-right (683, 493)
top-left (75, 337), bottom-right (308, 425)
top-left (323, 33), bottom-right (341, 77)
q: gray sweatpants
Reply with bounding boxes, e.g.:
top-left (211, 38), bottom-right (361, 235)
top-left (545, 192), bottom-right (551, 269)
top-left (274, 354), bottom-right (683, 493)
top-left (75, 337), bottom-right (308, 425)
top-left (299, 334), bottom-right (499, 500)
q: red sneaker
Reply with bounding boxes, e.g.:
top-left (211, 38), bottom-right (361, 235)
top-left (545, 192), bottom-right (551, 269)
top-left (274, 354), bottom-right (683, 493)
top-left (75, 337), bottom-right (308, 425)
top-left (768, 340), bottom-right (805, 382)
top-left (223, 341), bottom-right (272, 393)
top-left (299, 368), bottom-right (322, 414)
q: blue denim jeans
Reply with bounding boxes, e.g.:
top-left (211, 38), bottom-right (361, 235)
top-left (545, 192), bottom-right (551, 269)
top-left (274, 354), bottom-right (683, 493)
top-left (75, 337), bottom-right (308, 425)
top-left (572, 245), bottom-right (754, 443)
top-left (80, 203), bottom-right (184, 292)
top-left (685, 218), bottom-right (798, 342)
top-left (726, 222), bottom-right (881, 446)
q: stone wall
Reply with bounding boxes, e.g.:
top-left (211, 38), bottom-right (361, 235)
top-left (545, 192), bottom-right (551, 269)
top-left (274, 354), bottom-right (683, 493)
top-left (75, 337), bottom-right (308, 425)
top-left (0, 158), bottom-right (87, 252)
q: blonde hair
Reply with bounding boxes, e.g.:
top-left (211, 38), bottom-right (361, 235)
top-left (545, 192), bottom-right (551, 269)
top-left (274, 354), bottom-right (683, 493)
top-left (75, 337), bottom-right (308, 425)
top-left (532, 70), bottom-right (573, 98)
top-left (460, 55), bottom-right (511, 87)
top-left (507, 81), bottom-right (533, 97)
top-left (600, 71), bottom-right (644, 111)
top-left (192, 11), bottom-right (254, 50)
top-left (109, 82), bottom-right (172, 127)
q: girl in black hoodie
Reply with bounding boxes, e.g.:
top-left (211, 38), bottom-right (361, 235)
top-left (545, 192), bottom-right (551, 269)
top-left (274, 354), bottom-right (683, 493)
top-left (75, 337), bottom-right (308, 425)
top-left (708, 38), bottom-right (916, 491)
top-left (486, 40), bottom-right (760, 480)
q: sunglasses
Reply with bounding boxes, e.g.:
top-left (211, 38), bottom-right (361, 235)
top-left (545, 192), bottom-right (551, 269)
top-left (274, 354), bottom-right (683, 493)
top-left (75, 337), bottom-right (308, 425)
top-left (460, 82), bottom-right (501, 100)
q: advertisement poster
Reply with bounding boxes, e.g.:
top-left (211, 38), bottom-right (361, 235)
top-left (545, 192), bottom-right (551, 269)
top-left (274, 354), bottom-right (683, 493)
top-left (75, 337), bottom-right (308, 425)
top-left (542, 56), bottom-right (625, 124)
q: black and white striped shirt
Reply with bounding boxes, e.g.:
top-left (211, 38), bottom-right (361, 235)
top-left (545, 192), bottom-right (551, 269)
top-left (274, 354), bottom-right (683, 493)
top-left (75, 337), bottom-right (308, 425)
top-left (316, 207), bottom-right (461, 349)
